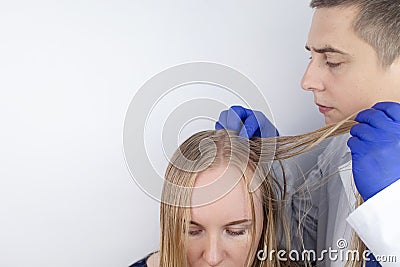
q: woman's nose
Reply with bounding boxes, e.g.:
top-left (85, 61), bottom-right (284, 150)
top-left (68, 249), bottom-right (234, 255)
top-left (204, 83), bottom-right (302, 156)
top-left (202, 235), bottom-right (225, 266)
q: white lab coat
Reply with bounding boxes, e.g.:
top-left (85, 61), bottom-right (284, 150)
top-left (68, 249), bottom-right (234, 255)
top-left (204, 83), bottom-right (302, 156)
top-left (285, 133), bottom-right (400, 266)
top-left (347, 169), bottom-right (400, 266)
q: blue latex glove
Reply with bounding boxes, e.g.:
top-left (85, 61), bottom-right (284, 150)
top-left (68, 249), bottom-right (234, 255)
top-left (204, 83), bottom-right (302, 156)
top-left (347, 102), bottom-right (400, 201)
top-left (215, 106), bottom-right (279, 138)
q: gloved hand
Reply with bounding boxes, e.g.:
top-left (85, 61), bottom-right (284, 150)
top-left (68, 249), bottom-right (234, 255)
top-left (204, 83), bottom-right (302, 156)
top-left (215, 106), bottom-right (279, 138)
top-left (347, 102), bottom-right (400, 201)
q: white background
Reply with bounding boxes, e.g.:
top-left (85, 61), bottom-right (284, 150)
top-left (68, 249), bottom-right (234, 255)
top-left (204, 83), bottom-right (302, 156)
top-left (0, 1), bottom-right (323, 266)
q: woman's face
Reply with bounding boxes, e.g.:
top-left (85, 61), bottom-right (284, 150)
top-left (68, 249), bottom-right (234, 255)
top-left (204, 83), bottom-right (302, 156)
top-left (187, 165), bottom-right (264, 267)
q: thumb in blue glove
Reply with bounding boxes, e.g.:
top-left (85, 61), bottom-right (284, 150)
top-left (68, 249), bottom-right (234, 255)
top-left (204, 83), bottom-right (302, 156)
top-left (347, 102), bottom-right (400, 201)
top-left (215, 106), bottom-right (279, 138)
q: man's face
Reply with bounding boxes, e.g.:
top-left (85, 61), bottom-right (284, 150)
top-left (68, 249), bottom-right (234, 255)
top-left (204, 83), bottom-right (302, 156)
top-left (301, 6), bottom-right (400, 124)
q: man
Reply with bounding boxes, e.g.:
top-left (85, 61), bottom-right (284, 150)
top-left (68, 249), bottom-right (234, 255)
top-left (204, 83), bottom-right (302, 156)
top-left (217, 1), bottom-right (400, 266)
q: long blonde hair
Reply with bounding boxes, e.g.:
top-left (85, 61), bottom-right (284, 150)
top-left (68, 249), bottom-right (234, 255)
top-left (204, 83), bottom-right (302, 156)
top-left (158, 118), bottom-right (363, 267)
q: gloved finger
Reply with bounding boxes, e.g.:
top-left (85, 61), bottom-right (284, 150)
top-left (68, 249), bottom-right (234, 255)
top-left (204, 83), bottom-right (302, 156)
top-left (215, 121), bottom-right (224, 130)
top-left (355, 108), bottom-right (392, 129)
top-left (226, 106), bottom-right (251, 131)
top-left (230, 105), bottom-right (254, 117)
top-left (373, 101), bottom-right (400, 123)
top-left (347, 136), bottom-right (369, 156)
top-left (349, 123), bottom-right (379, 141)
top-left (216, 110), bottom-right (228, 129)
top-left (256, 111), bottom-right (279, 137)
top-left (239, 113), bottom-right (263, 138)
top-left (253, 128), bottom-right (262, 138)
top-left (356, 107), bottom-right (400, 134)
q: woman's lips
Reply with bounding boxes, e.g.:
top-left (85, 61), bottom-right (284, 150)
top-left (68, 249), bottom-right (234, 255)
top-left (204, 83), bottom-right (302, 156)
top-left (317, 104), bottom-right (333, 114)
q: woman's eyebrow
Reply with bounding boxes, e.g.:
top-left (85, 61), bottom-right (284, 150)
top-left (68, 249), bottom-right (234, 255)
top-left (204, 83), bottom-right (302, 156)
top-left (189, 221), bottom-right (202, 227)
top-left (225, 219), bottom-right (252, 227)
top-left (189, 219), bottom-right (253, 227)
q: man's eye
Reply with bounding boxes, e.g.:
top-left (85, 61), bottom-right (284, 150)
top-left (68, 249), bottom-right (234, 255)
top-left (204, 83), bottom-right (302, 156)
top-left (188, 229), bottom-right (202, 236)
top-left (326, 61), bottom-right (342, 68)
top-left (226, 229), bottom-right (247, 236)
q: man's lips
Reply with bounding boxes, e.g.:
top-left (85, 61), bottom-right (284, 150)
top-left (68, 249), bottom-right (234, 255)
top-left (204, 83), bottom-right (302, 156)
top-left (317, 104), bottom-right (333, 114)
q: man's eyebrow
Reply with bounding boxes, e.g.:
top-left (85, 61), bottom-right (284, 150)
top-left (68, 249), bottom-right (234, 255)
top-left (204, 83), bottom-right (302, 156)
top-left (305, 44), bottom-right (349, 55)
top-left (190, 219), bottom-right (252, 227)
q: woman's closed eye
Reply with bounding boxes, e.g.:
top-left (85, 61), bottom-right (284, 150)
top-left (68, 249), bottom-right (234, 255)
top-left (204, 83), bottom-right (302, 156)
top-left (188, 228), bottom-right (203, 236)
top-left (188, 228), bottom-right (248, 237)
top-left (225, 228), bottom-right (247, 236)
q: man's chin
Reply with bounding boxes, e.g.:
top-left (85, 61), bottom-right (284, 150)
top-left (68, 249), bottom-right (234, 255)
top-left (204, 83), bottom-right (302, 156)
top-left (324, 116), bottom-right (339, 125)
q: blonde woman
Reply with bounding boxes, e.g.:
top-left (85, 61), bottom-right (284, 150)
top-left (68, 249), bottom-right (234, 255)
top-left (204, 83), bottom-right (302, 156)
top-left (130, 129), bottom-right (289, 267)
top-left (130, 119), bottom-right (354, 267)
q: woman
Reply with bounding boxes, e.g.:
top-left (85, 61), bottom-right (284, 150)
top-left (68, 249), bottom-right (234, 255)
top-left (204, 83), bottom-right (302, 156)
top-left (130, 120), bottom-right (356, 267)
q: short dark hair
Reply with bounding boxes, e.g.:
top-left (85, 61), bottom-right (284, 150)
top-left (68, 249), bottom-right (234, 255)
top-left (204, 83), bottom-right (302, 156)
top-left (310, 0), bottom-right (400, 67)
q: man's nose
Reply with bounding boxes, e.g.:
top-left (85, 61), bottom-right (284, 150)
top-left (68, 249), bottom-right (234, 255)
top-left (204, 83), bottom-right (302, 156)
top-left (203, 235), bottom-right (225, 266)
top-left (301, 60), bottom-right (325, 92)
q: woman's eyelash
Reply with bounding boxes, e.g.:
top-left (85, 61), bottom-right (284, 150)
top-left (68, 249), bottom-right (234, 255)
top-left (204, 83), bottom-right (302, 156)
top-left (188, 228), bottom-right (248, 236)
top-left (226, 229), bottom-right (247, 236)
top-left (188, 229), bottom-right (202, 236)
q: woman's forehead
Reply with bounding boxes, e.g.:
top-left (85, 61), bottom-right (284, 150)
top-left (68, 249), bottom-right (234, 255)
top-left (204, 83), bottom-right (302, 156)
top-left (190, 177), bottom-right (251, 223)
top-left (191, 164), bottom-right (262, 209)
top-left (194, 164), bottom-right (244, 186)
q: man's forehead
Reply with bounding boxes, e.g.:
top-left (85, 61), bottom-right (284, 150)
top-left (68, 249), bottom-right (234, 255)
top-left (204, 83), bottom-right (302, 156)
top-left (307, 7), bottom-right (360, 55)
top-left (313, 5), bottom-right (358, 23)
top-left (309, 6), bottom-right (357, 35)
